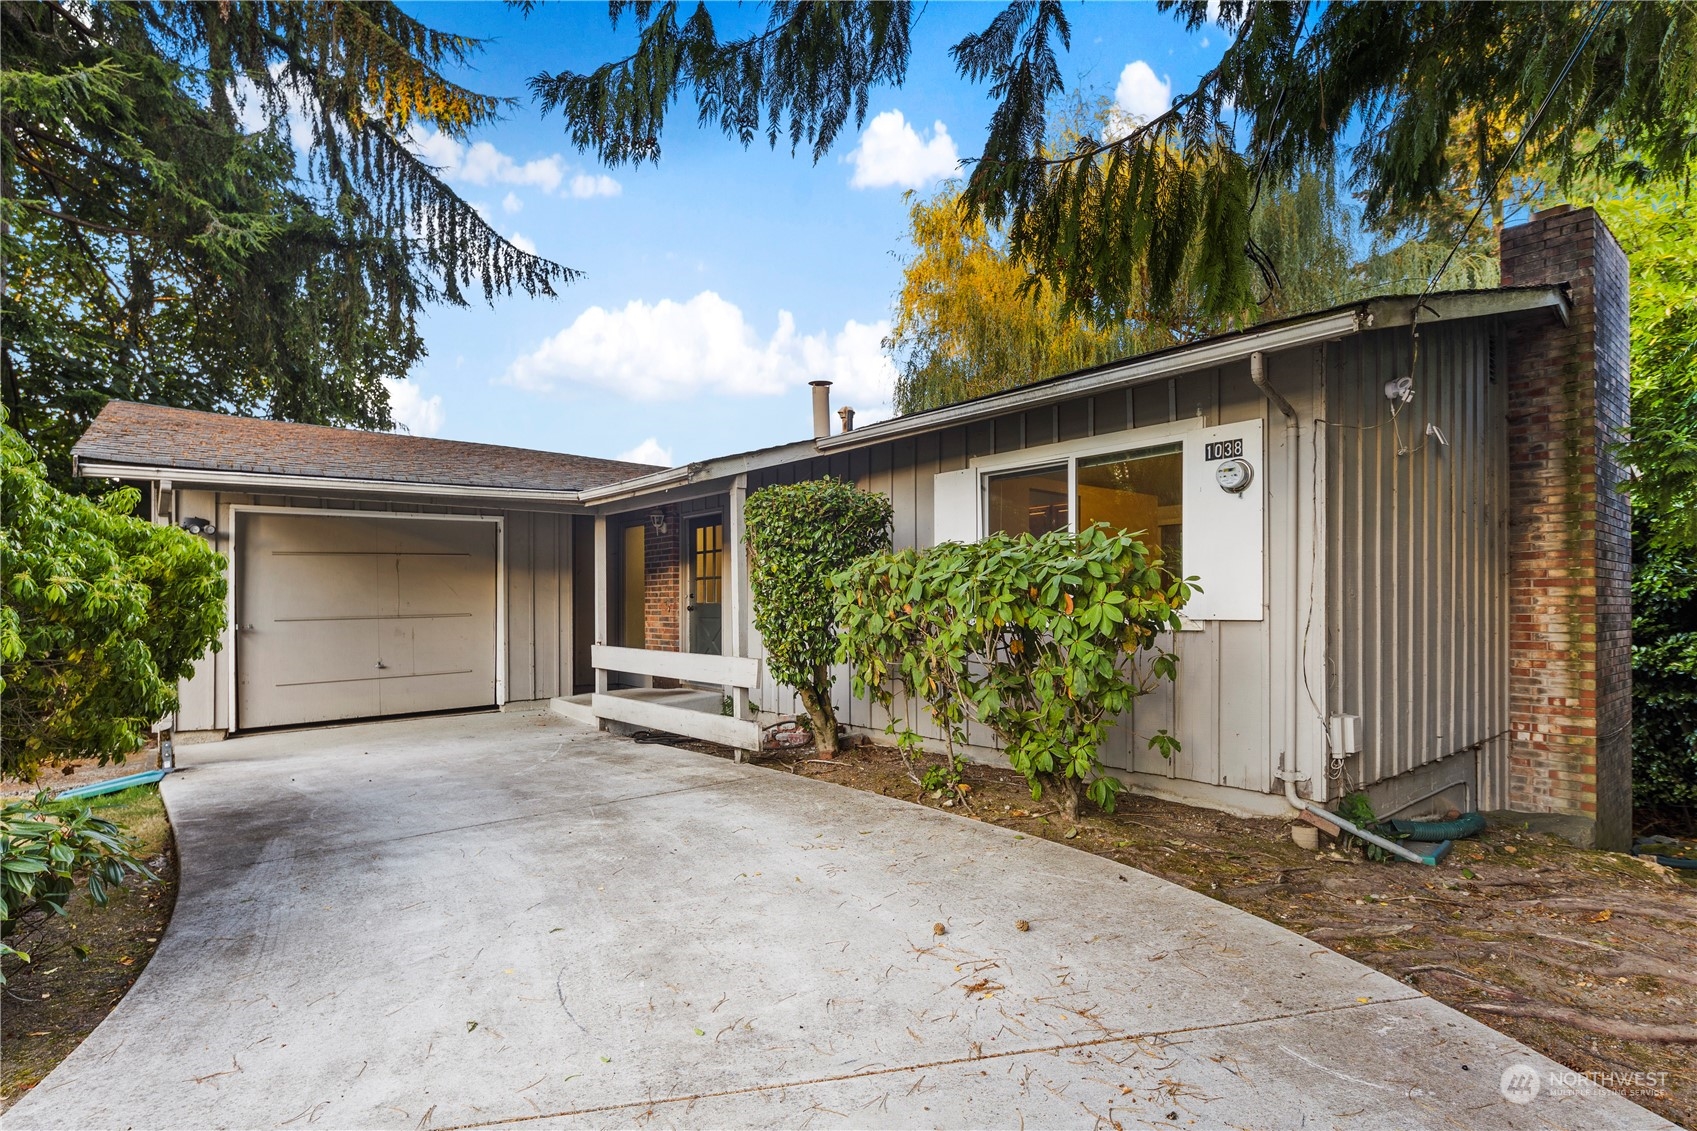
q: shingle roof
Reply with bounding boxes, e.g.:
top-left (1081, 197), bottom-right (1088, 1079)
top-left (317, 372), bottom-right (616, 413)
top-left (72, 401), bottom-right (663, 492)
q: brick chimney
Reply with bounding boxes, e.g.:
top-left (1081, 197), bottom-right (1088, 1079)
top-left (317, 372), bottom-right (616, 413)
top-left (1498, 205), bottom-right (1632, 850)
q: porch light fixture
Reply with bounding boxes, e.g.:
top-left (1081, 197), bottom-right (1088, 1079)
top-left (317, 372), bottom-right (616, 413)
top-left (179, 516), bottom-right (216, 535)
top-left (648, 509), bottom-right (669, 536)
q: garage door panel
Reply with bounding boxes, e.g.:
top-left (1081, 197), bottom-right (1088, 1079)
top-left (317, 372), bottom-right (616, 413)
top-left (380, 615), bottom-right (493, 676)
top-left (267, 555), bottom-right (386, 621)
top-left (393, 554), bottom-right (488, 616)
top-left (238, 513), bottom-right (498, 730)
top-left (264, 620), bottom-right (384, 685)
top-left (377, 669), bottom-right (494, 717)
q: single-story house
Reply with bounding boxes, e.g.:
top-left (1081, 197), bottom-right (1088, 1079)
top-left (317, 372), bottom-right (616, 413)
top-left (71, 206), bottom-right (1632, 849)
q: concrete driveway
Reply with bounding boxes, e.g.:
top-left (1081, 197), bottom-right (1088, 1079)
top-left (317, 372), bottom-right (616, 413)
top-left (7, 712), bottom-right (1665, 1129)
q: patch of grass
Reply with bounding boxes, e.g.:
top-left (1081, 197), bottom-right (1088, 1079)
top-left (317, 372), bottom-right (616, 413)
top-left (86, 786), bottom-right (170, 857)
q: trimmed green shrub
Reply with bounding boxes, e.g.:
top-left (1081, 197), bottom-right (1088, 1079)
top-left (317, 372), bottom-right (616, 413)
top-left (744, 478), bottom-right (892, 756)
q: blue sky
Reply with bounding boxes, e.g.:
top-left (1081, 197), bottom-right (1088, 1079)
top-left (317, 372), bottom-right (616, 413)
top-left (387, 2), bottom-right (1222, 466)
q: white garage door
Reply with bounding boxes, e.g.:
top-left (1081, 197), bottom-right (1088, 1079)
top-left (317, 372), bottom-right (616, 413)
top-left (236, 513), bottom-right (499, 730)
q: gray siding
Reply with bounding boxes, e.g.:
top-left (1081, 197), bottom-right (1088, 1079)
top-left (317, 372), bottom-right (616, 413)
top-left (1324, 320), bottom-right (1511, 810)
top-left (169, 488), bottom-right (578, 732)
top-left (748, 352), bottom-right (1324, 799)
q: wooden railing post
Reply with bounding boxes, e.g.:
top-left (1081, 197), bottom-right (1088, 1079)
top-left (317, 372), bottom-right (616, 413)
top-left (726, 474), bottom-right (751, 762)
top-left (592, 516), bottom-right (610, 711)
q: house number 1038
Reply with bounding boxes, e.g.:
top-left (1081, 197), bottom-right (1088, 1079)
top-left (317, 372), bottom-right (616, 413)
top-left (1203, 439), bottom-right (1244, 461)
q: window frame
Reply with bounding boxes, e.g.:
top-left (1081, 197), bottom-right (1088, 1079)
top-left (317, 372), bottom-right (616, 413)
top-left (969, 417), bottom-right (1203, 539)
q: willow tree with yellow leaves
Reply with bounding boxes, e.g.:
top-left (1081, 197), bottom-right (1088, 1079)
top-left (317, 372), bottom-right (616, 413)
top-left (887, 157), bottom-right (1359, 416)
top-left (2, 3), bottom-right (574, 483)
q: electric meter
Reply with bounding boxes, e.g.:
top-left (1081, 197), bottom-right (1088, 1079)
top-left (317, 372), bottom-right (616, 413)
top-left (1214, 457), bottom-right (1253, 494)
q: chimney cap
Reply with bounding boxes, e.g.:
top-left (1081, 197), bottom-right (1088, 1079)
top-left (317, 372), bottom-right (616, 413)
top-left (809, 379), bottom-right (833, 387)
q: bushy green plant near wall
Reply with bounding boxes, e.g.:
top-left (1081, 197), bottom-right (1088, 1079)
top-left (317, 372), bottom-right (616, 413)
top-left (833, 525), bottom-right (1193, 821)
top-left (1, 419), bottom-right (227, 780)
top-left (1, 791), bottom-right (154, 980)
top-left (1631, 517), bottom-right (1697, 830)
top-left (743, 479), bottom-right (892, 757)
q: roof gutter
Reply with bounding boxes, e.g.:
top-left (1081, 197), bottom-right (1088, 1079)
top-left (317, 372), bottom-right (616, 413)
top-left (74, 455), bottom-right (714, 510)
top-left (814, 286), bottom-right (1567, 455)
top-left (574, 465), bottom-right (695, 504)
top-left (73, 461), bottom-right (598, 505)
top-left (816, 307), bottom-right (1370, 453)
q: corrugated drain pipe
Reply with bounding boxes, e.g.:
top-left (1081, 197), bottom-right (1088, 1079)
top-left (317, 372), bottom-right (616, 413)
top-left (1253, 351), bottom-right (1444, 867)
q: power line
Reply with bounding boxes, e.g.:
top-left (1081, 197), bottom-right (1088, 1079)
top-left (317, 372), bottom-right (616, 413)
top-left (1393, 0), bottom-right (1616, 453)
top-left (1420, 0), bottom-right (1616, 300)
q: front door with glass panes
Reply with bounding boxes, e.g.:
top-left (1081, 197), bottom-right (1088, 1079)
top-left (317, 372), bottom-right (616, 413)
top-left (985, 444), bottom-right (1183, 576)
top-left (687, 516), bottom-right (724, 655)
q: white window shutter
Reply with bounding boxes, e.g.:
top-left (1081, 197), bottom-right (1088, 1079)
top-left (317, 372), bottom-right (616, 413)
top-left (931, 468), bottom-right (980, 545)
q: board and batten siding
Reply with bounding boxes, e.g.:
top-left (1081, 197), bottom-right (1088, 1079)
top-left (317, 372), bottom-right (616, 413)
top-left (1324, 319), bottom-right (1511, 812)
top-left (168, 488), bottom-right (579, 733)
top-left (747, 349), bottom-right (1328, 802)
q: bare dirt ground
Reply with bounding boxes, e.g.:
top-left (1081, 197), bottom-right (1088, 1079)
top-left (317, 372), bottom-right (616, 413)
top-left (0, 784), bottom-right (177, 1113)
top-left (657, 729), bottom-right (1697, 1127)
top-left (1, 742), bottom-right (162, 800)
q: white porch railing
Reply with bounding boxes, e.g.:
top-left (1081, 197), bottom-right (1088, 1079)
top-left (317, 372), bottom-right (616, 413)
top-left (590, 645), bottom-right (761, 758)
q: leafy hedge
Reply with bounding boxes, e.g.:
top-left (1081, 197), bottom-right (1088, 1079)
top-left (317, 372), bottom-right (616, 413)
top-left (744, 478), bottom-right (892, 755)
top-left (2, 419), bottom-right (227, 779)
top-left (833, 524), bottom-right (1193, 818)
top-left (1633, 517), bottom-right (1697, 826)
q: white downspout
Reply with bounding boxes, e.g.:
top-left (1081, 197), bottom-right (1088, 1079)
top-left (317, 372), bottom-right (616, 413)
top-left (1250, 350), bottom-right (1305, 799)
top-left (1255, 351), bottom-right (1446, 867)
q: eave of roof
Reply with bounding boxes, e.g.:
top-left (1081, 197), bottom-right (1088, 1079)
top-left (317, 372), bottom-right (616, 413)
top-left (813, 286), bottom-right (1566, 455)
top-left (71, 399), bottom-right (664, 500)
top-left (74, 285), bottom-right (1565, 505)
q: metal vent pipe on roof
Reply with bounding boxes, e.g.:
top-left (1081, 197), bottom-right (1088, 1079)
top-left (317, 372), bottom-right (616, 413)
top-left (838, 406), bottom-right (855, 433)
top-left (810, 381), bottom-right (832, 439)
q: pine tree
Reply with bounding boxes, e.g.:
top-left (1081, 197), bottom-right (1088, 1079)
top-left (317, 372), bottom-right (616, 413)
top-left (532, 1), bottom-right (1695, 325)
top-left (2, 3), bottom-right (574, 482)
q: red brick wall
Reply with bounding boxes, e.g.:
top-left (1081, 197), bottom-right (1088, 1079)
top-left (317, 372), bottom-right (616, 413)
top-left (1499, 205), bottom-right (1632, 850)
top-left (643, 507), bottom-right (681, 653)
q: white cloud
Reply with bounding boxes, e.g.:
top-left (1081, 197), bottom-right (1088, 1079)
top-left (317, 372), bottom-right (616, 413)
top-left (409, 125), bottom-right (463, 173)
top-left (459, 140), bottom-right (563, 193)
top-left (383, 377), bottom-right (444, 437)
top-left (846, 110), bottom-right (960, 190)
top-left (508, 232), bottom-right (538, 254)
top-left (1115, 60), bottom-right (1173, 125)
top-left (502, 291), bottom-right (895, 417)
top-left (570, 173), bottom-right (622, 199)
top-left (617, 437), bottom-right (673, 466)
top-left (406, 128), bottom-right (620, 200)
top-left (230, 66), bottom-right (314, 152)
top-left (502, 191), bottom-right (523, 214)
